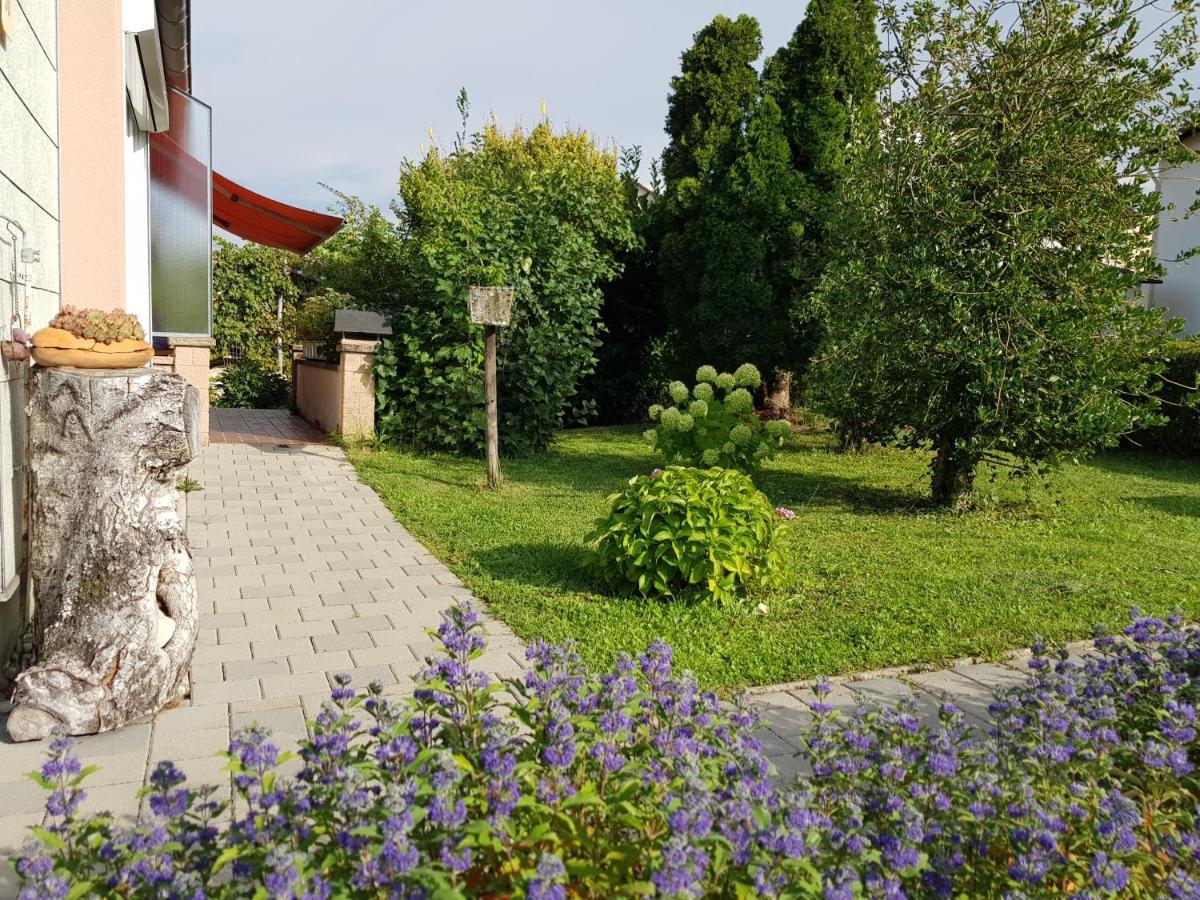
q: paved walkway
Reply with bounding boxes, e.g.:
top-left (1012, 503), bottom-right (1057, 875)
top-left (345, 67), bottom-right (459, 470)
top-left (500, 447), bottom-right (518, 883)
top-left (0, 422), bottom-right (524, 896)
top-left (209, 407), bottom-right (328, 445)
top-left (747, 654), bottom-right (1052, 777)
top-left (0, 410), bottom-right (1061, 896)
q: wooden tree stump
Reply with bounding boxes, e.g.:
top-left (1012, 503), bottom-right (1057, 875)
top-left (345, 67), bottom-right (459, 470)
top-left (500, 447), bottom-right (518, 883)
top-left (6, 367), bottom-right (200, 741)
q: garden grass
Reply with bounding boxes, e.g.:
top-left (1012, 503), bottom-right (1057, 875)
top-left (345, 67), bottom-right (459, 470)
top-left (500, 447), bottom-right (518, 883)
top-left (347, 427), bottom-right (1200, 690)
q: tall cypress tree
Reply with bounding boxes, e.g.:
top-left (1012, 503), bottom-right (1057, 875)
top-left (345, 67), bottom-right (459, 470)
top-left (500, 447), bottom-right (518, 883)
top-left (659, 16), bottom-right (807, 395)
top-left (762, 0), bottom-right (883, 409)
top-left (766, 0), bottom-right (882, 191)
top-left (661, 15), bottom-right (763, 188)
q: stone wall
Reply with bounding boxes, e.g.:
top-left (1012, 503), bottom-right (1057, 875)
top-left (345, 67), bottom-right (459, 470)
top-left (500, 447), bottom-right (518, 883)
top-left (294, 359), bottom-right (342, 434)
top-left (294, 340), bottom-right (379, 438)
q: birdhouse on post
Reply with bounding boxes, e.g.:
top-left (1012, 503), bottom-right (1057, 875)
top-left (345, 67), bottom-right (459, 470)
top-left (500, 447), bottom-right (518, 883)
top-left (468, 286), bottom-right (514, 490)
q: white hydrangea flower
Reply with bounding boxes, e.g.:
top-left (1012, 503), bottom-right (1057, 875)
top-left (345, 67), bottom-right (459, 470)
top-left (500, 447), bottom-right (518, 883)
top-left (730, 424), bottom-right (753, 446)
top-left (727, 388), bottom-right (754, 415)
top-left (693, 382), bottom-right (714, 403)
top-left (701, 448), bottom-right (720, 466)
top-left (669, 381), bottom-right (689, 404)
top-left (689, 399), bottom-right (709, 419)
top-left (695, 365), bottom-right (718, 384)
top-left (660, 406), bottom-right (682, 428)
top-left (676, 413), bottom-right (695, 432)
top-left (734, 363), bottom-right (761, 389)
top-left (715, 373), bottom-right (736, 392)
top-left (648, 404), bottom-right (664, 422)
top-left (722, 441), bottom-right (736, 455)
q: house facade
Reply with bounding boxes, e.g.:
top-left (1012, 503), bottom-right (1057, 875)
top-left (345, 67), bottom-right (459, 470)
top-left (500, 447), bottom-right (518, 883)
top-left (1151, 129), bottom-right (1200, 335)
top-left (1, 0), bottom-right (59, 683)
top-left (0, 0), bottom-right (340, 679)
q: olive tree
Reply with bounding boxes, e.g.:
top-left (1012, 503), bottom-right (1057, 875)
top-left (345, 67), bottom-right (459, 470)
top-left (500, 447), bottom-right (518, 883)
top-left (812, 0), bottom-right (1197, 504)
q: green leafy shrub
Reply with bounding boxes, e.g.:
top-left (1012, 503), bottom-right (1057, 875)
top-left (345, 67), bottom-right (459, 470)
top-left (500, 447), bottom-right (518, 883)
top-left (374, 115), bottom-right (635, 455)
top-left (645, 363), bottom-right (790, 472)
top-left (211, 361), bottom-right (290, 409)
top-left (49, 306), bottom-right (144, 344)
top-left (1126, 339), bottom-right (1200, 457)
top-left (290, 289), bottom-right (351, 363)
top-left (211, 238), bottom-right (299, 368)
top-left (586, 465), bottom-right (783, 604)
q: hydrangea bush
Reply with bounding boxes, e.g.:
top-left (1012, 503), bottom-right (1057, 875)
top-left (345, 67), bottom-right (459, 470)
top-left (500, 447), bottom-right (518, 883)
top-left (586, 466), bottom-right (784, 605)
top-left (646, 363), bottom-right (791, 473)
top-left (16, 606), bottom-right (1200, 898)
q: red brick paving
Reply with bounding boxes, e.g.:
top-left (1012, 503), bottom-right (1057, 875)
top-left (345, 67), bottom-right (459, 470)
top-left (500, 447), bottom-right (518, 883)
top-left (209, 409), bottom-right (328, 445)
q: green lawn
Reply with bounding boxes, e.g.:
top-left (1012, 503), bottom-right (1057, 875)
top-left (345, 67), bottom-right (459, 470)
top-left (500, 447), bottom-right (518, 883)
top-left (347, 427), bottom-right (1200, 689)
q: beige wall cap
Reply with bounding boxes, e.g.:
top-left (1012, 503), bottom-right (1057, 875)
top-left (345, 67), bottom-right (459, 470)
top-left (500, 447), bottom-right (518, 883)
top-left (338, 339), bottom-right (381, 354)
top-left (166, 336), bottom-right (216, 348)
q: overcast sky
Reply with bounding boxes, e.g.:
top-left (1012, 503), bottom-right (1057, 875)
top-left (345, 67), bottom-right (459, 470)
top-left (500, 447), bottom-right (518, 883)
top-left (191, 1), bottom-right (807, 218)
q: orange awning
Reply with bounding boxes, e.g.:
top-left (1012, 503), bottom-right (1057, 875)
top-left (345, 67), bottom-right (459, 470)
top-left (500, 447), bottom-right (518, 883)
top-left (150, 132), bottom-right (343, 255)
top-left (213, 172), bottom-right (343, 255)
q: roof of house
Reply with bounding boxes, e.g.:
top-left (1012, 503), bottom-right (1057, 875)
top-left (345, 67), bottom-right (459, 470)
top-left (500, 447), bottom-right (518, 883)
top-left (154, 0), bottom-right (191, 92)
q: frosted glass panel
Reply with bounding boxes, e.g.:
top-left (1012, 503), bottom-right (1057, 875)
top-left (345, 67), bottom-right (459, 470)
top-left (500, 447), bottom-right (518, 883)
top-left (150, 88), bottom-right (211, 336)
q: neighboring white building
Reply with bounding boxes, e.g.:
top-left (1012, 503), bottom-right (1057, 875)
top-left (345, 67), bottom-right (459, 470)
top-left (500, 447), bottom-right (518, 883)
top-left (1151, 128), bottom-right (1200, 335)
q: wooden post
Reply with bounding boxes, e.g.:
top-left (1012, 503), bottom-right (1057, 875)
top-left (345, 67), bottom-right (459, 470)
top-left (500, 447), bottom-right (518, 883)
top-left (484, 323), bottom-right (501, 489)
top-left (469, 286), bottom-right (512, 492)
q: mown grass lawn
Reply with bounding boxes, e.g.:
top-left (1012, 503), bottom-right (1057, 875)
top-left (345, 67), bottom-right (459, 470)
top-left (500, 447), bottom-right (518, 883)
top-left (347, 426), bottom-right (1200, 690)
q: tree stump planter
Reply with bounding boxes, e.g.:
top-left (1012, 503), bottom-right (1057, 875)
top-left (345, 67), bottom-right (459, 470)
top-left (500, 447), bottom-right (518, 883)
top-left (5, 367), bottom-right (200, 742)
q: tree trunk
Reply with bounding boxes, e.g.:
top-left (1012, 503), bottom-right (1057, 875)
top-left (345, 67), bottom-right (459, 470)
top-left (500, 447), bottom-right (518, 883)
top-left (764, 370), bottom-right (793, 419)
top-left (930, 436), bottom-right (977, 507)
top-left (6, 367), bottom-right (200, 741)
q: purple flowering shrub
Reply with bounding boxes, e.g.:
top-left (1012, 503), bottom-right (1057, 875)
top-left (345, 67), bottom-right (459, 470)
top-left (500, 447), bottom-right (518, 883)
top-left (15, 605), bottom-right (1200, 898)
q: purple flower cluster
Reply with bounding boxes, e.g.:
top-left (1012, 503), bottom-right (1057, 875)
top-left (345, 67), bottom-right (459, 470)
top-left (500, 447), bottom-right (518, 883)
top-left (14, 605), bottom-right (1200, 897)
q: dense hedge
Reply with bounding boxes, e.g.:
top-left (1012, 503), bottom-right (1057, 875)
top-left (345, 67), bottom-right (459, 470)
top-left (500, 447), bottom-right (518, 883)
top-left (1127, 339), bottom-right (1200, 457)
top-left (375, 121), bottom-right (635, 455)
top-left (16, 604), bottom-right (1200, 898)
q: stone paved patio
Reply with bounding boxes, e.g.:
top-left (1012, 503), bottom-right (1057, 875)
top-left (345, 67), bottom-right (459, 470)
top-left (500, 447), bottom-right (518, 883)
top-left (209, 407), bottom-right (328, 445)
top-left (0, 412), bottom-right (1070, 896)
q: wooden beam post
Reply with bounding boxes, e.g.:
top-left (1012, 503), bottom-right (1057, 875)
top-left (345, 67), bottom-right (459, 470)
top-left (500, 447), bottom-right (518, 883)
top-left (468, 286), bottom-right (512, 492)
top-left (484, 323), bottom-right (501, 490)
